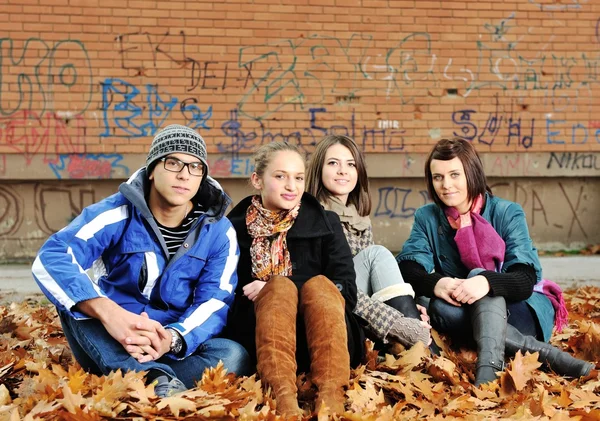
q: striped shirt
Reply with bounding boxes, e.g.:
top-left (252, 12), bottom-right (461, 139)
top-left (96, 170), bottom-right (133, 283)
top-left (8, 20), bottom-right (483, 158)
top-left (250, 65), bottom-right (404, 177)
top-left (157, 203), bottom-right (204, 258)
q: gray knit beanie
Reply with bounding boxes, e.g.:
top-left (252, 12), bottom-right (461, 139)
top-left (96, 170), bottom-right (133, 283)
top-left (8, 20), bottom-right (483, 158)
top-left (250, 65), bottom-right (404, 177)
top-left (146, 124), bottom-right (209, 176)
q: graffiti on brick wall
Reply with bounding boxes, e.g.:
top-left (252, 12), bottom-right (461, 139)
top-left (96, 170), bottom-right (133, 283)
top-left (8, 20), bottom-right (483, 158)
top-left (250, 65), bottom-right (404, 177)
top-left (48, 154), bottom-right (130, 179)
top-left (0, 38), bottom-right (92, 164)
top-left (0, 38), bottom-right (93, 117)
top-left (0, 17), bottom-right (598, 160)
top-left (545, 119), bottom-right (600, 145)
top-left (451, 103), bottom-right (536, 149)
top-left (113, 19), bottom-right (600, 124)
top-left (528, 0), bottom-right (589, 11)
top-left (235, 32), bottom-right (442, 120)
top-left (32, 183), bottom-right (98, 235)
top-left (0, 183), bottom-right (107, 241)
top-left (452, 112), bottom-right (600, 149)
top-left (546, 152), bottom-right (600, 171)
top-left (100, 78), bottom-right (212, 137)
top-left (373, 187), bottom-right (430, 219)
top-left (491, 181), bottom-right (590, 239)
top-left (206, 155), bottom-right (255, 178)
top-left (0, 184), bottom-right (24, 237)
top-left (489, 154), bottom-right (542, 177)
top-left (0, 111), bottom-right (86, 164)
top-left (114, 30), bottom-right (258, 91)
top-left (236, 15), bottom-right (599, 121)
top-left (217, 107), bottom-right (406, 154)
top-left (446, 12), bottom-right (598, 109)
top-left (236, 34), bottom-right (377, 120)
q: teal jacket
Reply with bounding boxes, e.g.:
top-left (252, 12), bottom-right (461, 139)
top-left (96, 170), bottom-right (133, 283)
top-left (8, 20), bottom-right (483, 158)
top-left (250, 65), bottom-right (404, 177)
top-left (397, 193), bottom-right (554, 342)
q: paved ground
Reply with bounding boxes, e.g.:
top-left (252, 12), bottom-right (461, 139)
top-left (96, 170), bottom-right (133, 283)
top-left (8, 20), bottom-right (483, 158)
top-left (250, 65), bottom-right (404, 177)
top-left (1, 256), bottom-right (599, 304)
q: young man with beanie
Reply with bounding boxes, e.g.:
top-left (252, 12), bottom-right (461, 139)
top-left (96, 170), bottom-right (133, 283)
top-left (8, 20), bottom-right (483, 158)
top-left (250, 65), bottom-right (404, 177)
top-left (32, 124), bottom-right (251, 397)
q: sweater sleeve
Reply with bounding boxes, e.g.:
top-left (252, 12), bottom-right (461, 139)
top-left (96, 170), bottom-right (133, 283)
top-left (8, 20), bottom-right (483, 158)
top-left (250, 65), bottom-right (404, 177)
top-left (480, 263), bottom-right (536, 302)
top-left (398, 259), bottom-right (444, 298)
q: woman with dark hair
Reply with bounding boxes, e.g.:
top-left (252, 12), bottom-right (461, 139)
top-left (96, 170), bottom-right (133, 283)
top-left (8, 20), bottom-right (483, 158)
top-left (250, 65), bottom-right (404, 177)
top-left (306, 135), bottom-right (431, 349)
top-left (397, 137), bottom-right (594, 386)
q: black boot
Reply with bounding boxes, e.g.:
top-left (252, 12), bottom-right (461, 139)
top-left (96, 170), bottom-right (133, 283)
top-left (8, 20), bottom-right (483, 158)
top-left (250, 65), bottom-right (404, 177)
top-left (470, 296), bottom-right (507, 386)
top-left (505, 324), bottom-right (593, 378)
top-left (384, 295), bottom-right (421, 319)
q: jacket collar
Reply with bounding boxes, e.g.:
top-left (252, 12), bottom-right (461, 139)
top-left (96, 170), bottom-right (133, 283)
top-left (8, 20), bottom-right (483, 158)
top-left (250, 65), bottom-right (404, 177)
top-left (119, 167), bottom-right (231, 220)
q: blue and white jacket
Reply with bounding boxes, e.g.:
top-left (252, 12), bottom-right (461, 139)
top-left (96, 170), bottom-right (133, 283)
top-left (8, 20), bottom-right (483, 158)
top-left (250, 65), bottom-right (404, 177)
top-left (32, 168), bottom-right (239, 358)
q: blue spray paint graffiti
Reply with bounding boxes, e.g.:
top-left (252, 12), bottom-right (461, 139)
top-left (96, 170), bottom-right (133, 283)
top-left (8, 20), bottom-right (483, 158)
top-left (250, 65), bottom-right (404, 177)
top-left (374, 187), bottom-right (430, 219)
top-left (546, 119), bottom-right (600, 144)
top-left (100, 78), bottom-right (212, 137)
top-left (452, 109), bottom-right (535, 148)
top-left (217, 108), bottom-right (406, 153)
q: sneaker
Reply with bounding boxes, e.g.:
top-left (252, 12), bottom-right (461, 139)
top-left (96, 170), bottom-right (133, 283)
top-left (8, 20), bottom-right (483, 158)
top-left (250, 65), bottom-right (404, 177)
top-left (151, 375), bottom-right (188, 398)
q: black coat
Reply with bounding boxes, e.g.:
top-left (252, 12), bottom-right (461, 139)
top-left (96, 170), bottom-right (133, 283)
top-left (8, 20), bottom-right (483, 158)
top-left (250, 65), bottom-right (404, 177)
top-left (224, 193), bottom-right (365, 370)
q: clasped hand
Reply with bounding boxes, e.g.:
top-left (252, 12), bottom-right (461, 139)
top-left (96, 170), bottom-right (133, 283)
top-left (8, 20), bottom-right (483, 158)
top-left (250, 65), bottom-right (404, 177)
top-left (78, 298), bottom-right (173, 363)
top-left (104, 307), bottom-right (172, 363)
top-left (433, 275), bottom-right (490, 306)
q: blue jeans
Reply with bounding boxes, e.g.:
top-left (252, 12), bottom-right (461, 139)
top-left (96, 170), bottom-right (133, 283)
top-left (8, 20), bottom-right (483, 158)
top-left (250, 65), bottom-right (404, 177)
top-left (423, 268), bottom-right (542, 341)
top-left (354, 245), bottom-right (410, 295)
top-left (59, 311), bottom-right (252, 388)
top-left (428, 298), bottom-right (541, 340)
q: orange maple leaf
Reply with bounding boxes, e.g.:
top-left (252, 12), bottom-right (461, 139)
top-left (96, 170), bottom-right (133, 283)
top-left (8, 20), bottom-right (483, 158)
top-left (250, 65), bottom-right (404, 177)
top-left (568, 320), bottom-right (600, 361)
top-left (502, 351), bottom-right (542, 393)
top-left (427, 356), bottom-right (459, 385)
top-left (93, 370), bottom-right (137, 404)
top-left (25, 399), bottom-right (60, 419)
top-left (346, 380), bottom-right (388, 417)
top-left (396, 341), bottom-right (428, 373)
top-left (569, 387), bottom-right (600, 409)
top-left (554, 388), bottom-right (573, 408)
top-left (66, 366), bottom-right (88, 394)
top-left (57, 407), bottom-right (103, 421)
top-left (156, 396), bottom-right (197, 417)
top-left (57, 385), bottom-right (85, 414)
top-left (198, 361), bottom-right (236, 394)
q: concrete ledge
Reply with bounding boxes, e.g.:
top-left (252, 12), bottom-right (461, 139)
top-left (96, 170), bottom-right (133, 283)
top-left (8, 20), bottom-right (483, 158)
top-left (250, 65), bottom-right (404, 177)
top-left (1, 152), bottom-right (599, 180)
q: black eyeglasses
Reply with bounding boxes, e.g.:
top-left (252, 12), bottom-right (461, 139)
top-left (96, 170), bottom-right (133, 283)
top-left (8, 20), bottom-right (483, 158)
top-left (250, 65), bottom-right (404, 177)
top-left (160, 157), bottom-right (204, 177)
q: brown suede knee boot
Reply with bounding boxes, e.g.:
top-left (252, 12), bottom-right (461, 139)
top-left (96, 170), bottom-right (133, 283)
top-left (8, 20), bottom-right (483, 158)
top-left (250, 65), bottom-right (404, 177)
top-left (255, 275), bottom-right (302, 417)
top-left (301, 275), bottom-right (350, 415)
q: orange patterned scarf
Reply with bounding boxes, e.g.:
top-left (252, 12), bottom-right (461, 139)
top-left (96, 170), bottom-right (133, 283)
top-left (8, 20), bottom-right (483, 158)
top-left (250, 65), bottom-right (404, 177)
top-left (246, 195), bottom-right (301, 282)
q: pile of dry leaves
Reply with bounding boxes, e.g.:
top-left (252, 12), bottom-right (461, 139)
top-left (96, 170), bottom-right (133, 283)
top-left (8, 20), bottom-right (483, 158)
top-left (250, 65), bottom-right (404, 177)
top-left (1, 287), bottom-right (599, 420)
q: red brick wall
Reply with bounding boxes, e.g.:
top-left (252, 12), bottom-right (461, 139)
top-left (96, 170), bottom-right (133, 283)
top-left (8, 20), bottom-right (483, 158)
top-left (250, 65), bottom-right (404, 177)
top-left (1, 0), bottom-right (599, 163)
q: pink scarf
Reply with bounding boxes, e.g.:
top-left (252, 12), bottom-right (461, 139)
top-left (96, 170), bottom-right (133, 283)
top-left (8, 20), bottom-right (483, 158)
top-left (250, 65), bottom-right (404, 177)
top-left (445, 195), bottom-right (505, 272)
top-left (533, 279), bottom-right (568, 332)
top-left (445, 195), bottom-right (568, 332)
